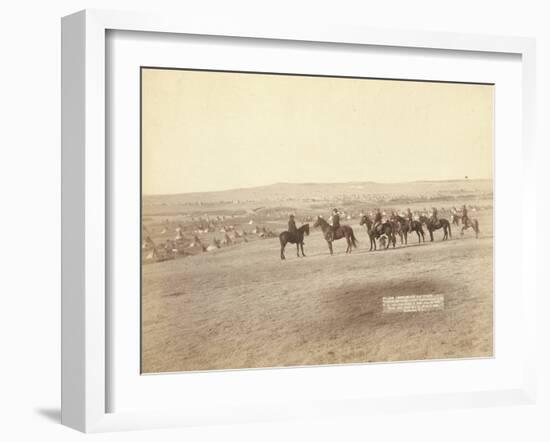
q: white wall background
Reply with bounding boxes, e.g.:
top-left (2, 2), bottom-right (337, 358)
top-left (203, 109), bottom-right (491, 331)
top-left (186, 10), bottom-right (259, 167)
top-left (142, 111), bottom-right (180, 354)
top-left (0, 1), bottom-right (548, 441)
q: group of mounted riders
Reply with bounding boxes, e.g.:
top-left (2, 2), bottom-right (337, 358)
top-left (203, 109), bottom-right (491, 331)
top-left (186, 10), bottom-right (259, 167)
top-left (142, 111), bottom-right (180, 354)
top-left (281, 208), bottom-right (358, 259)
top-left (288, 208), bottom-right (347, 242)
top-left (280, 203), bottom-right (480, 259)
top-left (288, 204), bottom-right (470, 238)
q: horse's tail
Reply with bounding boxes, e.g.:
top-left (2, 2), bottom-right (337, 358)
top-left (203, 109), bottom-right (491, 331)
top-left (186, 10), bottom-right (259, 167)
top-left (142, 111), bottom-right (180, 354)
top-left (350, 228), bottom-right (358, 248)
top-left (279, 232), bottom-right (286, 245)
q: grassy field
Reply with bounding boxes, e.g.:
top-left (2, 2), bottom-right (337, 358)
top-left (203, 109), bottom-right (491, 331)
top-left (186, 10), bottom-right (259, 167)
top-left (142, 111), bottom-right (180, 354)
top-left (141, 181), bottom-right (493, 373)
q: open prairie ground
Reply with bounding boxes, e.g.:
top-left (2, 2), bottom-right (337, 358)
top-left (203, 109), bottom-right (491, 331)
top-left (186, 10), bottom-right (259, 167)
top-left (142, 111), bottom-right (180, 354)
top-left (141, 180), bottom-right (493, 373)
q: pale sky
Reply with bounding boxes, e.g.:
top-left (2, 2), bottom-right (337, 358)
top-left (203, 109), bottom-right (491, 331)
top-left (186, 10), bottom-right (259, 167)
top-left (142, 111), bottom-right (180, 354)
top-left (141, 68), bottom-right (494, 195)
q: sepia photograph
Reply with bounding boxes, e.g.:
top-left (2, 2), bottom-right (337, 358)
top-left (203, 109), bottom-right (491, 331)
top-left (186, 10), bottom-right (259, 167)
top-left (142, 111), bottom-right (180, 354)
top-left (140, 67), bottom-right (494, 374)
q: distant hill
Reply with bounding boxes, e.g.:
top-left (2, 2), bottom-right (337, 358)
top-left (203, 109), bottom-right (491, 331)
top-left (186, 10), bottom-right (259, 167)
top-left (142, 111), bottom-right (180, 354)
top-left (143, 179), bottom-right (493, 207)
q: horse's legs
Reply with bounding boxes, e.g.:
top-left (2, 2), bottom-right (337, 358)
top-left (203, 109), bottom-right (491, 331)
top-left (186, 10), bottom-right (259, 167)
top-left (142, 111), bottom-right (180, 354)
top-left (300, 242), bottom-right (306, 257)
top-left (327, 241), bottom-right (333, 255)
top-left (429, 229), bottom-right (434, 242)
top-left (280, 242), bottom-right (286, 260)
top-left (296, 243), bottom-right (300, 257)
top-left (404, 231), bottom-right (408, 245)
top-left (343, 234), bottom-right (348, 253)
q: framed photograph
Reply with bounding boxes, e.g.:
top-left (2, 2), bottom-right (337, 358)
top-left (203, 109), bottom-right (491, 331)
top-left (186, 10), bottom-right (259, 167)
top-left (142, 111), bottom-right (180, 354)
top-left (61, 9), bottom-right (538, 432)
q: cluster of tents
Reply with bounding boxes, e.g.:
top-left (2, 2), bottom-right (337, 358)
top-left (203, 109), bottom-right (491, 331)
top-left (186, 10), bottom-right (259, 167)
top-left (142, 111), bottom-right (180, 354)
top-left (141, 223), bottom-right (276, 263)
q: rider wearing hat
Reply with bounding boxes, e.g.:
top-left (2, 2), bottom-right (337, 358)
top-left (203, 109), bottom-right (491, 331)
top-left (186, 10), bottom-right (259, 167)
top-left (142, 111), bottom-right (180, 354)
top-left (374, 208), bottom-right (383, 233)
top-left (288, 213), bottom-right (298, 239)
top-left (331, 208), bottom-right (341, 239)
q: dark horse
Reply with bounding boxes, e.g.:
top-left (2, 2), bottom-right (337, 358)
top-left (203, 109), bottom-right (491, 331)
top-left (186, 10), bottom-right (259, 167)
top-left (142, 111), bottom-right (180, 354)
top-left (359, 215), bottom-right (396, 250)
top-left (279, 223), bottom-right (310, 260)
top-left (460, 217), bottom-right (480, 238)
top-left (313, 216), bottom-right (358, 255)
top-left (419, 215), bottom-right (452, 241)
top-left (390, 215), bottom-right (425, 244)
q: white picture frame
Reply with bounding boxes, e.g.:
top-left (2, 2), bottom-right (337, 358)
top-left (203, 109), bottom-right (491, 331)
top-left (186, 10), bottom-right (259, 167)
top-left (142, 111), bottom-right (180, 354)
top-left (61, 9), bottom-right (537, 433)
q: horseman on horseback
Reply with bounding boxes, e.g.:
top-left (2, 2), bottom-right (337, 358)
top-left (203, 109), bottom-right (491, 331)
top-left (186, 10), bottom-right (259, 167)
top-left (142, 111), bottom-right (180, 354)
top-left (288, 213), bottom-right (298, 241)
top-left (406, 208), bottom-right (414, 223)
top-left (459, 204), bottom-right (480, 238)
top-left (373, 208), bottom-right (383, 234)
top-left (329, 208), bottom-right (342, 241)
top-left (461, 204), bottom-right (469, 225)
top-left (431, 207), bottom-right (440, 228)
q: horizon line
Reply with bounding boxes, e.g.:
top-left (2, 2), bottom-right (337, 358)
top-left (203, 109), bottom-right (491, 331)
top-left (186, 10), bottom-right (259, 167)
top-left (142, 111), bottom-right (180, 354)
top-left (142, 177), bottom-right (493, 198)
